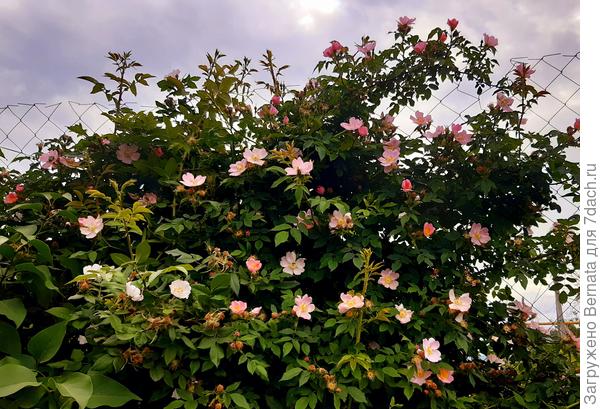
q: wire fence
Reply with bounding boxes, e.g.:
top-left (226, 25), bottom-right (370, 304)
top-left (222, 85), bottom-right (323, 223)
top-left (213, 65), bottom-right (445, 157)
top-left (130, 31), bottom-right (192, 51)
top-left (0, 53), bottom-right (580, 331)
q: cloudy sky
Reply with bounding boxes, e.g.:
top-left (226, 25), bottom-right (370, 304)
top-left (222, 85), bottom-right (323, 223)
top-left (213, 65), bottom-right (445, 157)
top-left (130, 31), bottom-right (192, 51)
top-left (0, 0), bottom-right (579, 105)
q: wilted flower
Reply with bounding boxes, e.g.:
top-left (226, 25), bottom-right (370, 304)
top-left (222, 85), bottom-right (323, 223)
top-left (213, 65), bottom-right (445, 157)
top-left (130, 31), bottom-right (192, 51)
top-left (165, 69), bottom-right (180, 78)
top-left (496, 92), bottom-right (514, 112)
top-left (514, 63), bottom-right (535, 79)
top-left (126, 282), bottom-right (144, 302)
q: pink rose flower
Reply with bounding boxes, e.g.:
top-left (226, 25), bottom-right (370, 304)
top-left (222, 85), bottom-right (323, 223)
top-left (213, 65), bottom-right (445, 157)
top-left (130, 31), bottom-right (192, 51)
top-left (39, 150), bottom-right (61, 169)
top-left (496, 92), bottom-right (514, 112)
top-left (292, 294), bottom-right (316, 320)
top-left (101, 138), bottom-right (111, 145)
top-left (357, 41), bottom-right (376, 56)
top-left (394, 304), bottom-right (413, 324)
top-left (340, 117), bottom-right (364, 132)
top-left (454, 130), bottom-right (473, 145)
top-left (422, 337), bottom-right (442, 362)
top-left (378, 149), bottom-right (400, 172)
top-left (271, 95), bottom-right (282, 106)
top-left (285, 158), bottom-right (314, 176)
top-left (514, 63), bottom-right (535, 79)
top-left (329, 210), bottom-right (353, 230)
top-left (180, 172), bottom-right (207, 187)
top-left (15, 184), bottom-right (25, 192)
top-left (357, 125), bottom-right (369, 137)
top-left (469, 223), bottom-right (491, 245)
top-left (280, 251), bottom-right (306, 275)
top-left (401, 179), bottom-right (412, 192)
top-left (243, 148), bottom-right (268, 166)
top-left (378, 269), bottom-right (399, 290)
top-left (397, 16), bottom-right (416, 31)
top-left (483, 33), bottom-right (498, 48)
top-left (246, 256), bottom-right (262, 274)
top-left (410, 368), bottom-right (432, 385)
top-left (229, 300), bottom-right (248, 315)
top-left (424, 125), bottom-right (445, 139)
top-left (3, 192), bottom-right (18, 204)
top-left (438, 32), bottom-right (448, 43)
top-left (282, 115), bottom-right (290, 125)
top-left (323, 40), bottom-right (344, 58)
top-left (229, 159), bottom-right (248, 177)
top-left (78, 215), bottom-right (104, 239)
top-left (116, 144), bottom-right (141, 164)
top-left (315, 185), bottom-right (326, 195)
top-left (383, 138), bottom-right (400, 151)
top-left (140, 193), bottom-right (158, 205)
top-left (574, 118), bottom-right (580, 131)
top-left (413, 41), bottom-right (427, 54)
top-left (249, 307), bottom-right (262, 317)
top-left (338, 293), bottom-right (364, 314)
top-left (423, 222), bottom-right (436, 238)
top-left (410, 111), bottom-right (432, 126)
top-left (447, 18), bottom-right (459, 31)
top-left (437, 368), bottom-right (454, 384)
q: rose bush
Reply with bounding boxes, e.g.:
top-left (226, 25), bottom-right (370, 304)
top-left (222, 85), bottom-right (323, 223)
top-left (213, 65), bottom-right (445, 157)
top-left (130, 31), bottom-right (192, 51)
top-left (0, 17), bottom-right (579, 408)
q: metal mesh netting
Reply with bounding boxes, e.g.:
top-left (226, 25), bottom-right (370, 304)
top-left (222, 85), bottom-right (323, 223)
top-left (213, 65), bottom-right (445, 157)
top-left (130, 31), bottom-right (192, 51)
top-left (1, 53), bottom-right (580, 328)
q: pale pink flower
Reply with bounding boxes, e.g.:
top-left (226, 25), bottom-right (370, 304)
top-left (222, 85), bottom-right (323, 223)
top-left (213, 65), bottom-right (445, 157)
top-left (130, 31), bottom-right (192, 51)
top-left (116, 144), bottom-right (140, 164)
top-left (496, 92), bottom-right (514, 112)
top-left (378, 269), bottom-right (399, 290)
top-left (243, 148), bottom-right (268, 166)
top-left (140, 192), bottom-right (158, 205)
top-left (526, 321), bottom-right (551, 335)
top-left (383, 138), bottom-right (400, 151)
top-left (450, 123), bottom-right (462, 135)
top-left (378, 149), bottom-right (400, 172)
top-left (483, 33), bottom-right (498, 48)
top-left (454, 130), bottom-right (473, 145)
top-left (424, 125), bottom-right (445, 139)
top-left (437, 368), bottom-right (454, 384)
top-left (338, 293), bottom-right (364, 314)
top-left (448, 289), bottom-right (472, 318)
top-left (521, 118), bottom-right (528, 125)
top-left (410, 368), bottom-right (432, 385)
top-left (285, 157), bottom-right (313, 176)
top-left (512, 300), bottom-right (536, 320)
top-left (514, 63), bottom-right (535, 79)
top-left (269, 105), bottom-right (278, 116)
top-left (249, 307), bottom-right (262, 317)
top-left (246, 256), bottom-right (262, 274)
top-left (397, 16), bottom-right (416, 30)
top-left (401, 179), bottom-right (412, 192)
top-left (329, 210), bottom-right (353, 230)
top-left (169, 279), bottom-right (192, 299)
top-left (180, 172), bottom-right (207, 187)
top-left (341, 117), bottom-right (364, 132)
top-left (357, 41), bottom-right (376, 55)
top-left (323, 40), bottom-right (344, 58)
top-left (229, 159), bottom-right (248, 176)
top-left (394, 304), bottom-right (413, 324)
top-left (229, 300), bottom-right (248, 315)
top-left (280, 251), bottom-right (306, 275)
top-left (293, 294), bottom-right (316, 320)
top-left (423, 222), bottom-right (436, 238)
top-left (487, 354), bottom-right (505, 365)
top-left (125, 282), bottom-right (144, 302)
top-left (469, 223), bottom-right (491, 245)
top-left (422, 337), bottom-right (442, 362)
top-left (78, 215), bottom-right (104, 239)
top-left (101, 138), bottom-right (111, 145)
top-left (3, 192), bottom-right (18, 204)
top-left (410, 111), bottom-right (432, 126)
top-left (447, 18), bottom-right (459, 31)
top-left (15, 184), bottom-right (25, 193)
top-left (413, 41), bottom-right (427, 54)
top-left (39, 150), bottom-right (61, 169)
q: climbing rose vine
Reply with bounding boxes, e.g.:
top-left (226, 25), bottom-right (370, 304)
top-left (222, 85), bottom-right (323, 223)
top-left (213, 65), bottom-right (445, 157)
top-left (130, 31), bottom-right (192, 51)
top-left (0, 16), bottom-right (579, 409)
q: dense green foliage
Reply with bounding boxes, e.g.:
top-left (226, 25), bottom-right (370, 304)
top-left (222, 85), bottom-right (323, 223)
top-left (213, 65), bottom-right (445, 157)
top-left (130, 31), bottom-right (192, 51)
top-left (0, 18), bottom-right (579, 408)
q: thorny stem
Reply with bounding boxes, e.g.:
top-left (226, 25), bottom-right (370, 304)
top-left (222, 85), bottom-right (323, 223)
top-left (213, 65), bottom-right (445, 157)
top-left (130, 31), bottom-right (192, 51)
top-left (355, 248), bottom-right (383, 345)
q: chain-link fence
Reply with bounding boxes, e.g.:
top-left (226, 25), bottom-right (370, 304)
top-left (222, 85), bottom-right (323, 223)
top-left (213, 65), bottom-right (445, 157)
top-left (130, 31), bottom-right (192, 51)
top-left (1, 53), bottom-right (580, 330)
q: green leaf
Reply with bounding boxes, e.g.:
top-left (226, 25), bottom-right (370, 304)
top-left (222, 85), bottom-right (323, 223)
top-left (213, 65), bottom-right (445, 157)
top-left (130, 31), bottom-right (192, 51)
top-left (27, 321), bottom-right (67, 363)
top-left (110, 253), bottom-right (131, 266)
top-left (135, 240), bottom-right (151, 264)
top-left (230, 393), bottom-right (250, 409)
top-left (274, 231), bottom-right (289, 247)
top-left (87, 373), bottom-right (141, 408)
top-left (0, 364), bottom-right (39, 397)
top-left (230, 273), bottom-right (240, 295)
top-left (0, 322), bottom-right (21, 355)
top-left (295, 397), bottom-right (309, 409)
top-left (55, 372), bottom-right (93, 409)
top-left (209, 344), bottom-right (224, 367)
top-left (13, 225), bottom-right (37, 240)
top-left (347, 386), bottom-right (367, 403)
top-left (0, 297), bottom-right (27, 327)
top-left (29, 239), bottom-right (52, 264)
top-left (280, 367), bottom-right (303, 381)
